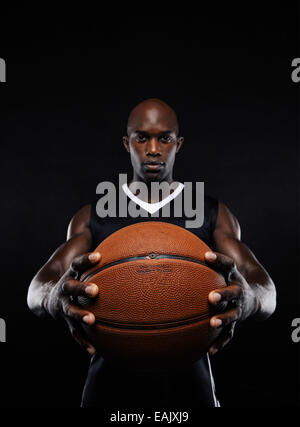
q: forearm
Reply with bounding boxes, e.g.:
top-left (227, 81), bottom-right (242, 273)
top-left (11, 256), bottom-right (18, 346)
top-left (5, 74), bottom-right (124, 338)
top-left (214, 233), bottom-right (277, 322)
top-left (243, 268), bottom-right (277, 321)
top-left (27, 231), bottom-right (92, 318)
top-left (27, 270), bottom-right (61, 318)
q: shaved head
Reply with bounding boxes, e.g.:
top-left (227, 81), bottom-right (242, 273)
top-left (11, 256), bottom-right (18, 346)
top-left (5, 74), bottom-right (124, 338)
top-left (127, 98), bottom-right (179, 136)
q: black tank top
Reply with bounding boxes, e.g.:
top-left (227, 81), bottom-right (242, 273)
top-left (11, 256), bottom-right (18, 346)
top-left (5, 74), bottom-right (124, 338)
top-left (81, 182), bottom-right (220, 408)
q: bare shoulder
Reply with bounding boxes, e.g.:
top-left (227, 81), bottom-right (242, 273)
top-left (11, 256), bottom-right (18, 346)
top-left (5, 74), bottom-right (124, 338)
top-left (215, 201), bottom-right (241, 240)
top-left (67, 204), bottom-right (92, 240)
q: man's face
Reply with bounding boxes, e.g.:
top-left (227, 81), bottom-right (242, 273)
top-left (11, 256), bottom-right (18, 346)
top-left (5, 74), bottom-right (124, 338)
top-left (123, 106), bottom-right (183, 183)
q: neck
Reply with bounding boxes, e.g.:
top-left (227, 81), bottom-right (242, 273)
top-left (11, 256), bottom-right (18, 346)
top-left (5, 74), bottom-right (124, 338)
top-left (128, 171), bottom-right (178, 203)
top-left (131, 171), bottom-right (174, 186)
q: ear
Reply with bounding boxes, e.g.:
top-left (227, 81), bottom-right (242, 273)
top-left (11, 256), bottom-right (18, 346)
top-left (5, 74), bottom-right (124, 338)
top-left (123, 136), bottom-right (130, 153)
top-left (176, 137), bottom-right (184, 153)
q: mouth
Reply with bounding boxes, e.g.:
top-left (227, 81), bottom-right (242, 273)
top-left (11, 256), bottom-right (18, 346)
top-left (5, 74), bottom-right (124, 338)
top-left (143, 161), bottom-right (165, 171)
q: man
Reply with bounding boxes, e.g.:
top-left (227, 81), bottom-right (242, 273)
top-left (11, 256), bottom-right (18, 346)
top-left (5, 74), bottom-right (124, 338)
top-left (27, 98), bottom-right (276, 408)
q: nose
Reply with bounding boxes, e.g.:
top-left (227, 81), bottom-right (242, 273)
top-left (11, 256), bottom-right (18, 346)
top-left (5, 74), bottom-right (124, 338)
top-left (146, 138), bottom-right (161, 157)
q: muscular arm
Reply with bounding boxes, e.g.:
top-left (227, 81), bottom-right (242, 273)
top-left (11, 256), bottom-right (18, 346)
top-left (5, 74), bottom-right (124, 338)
top-left (204, 201), bottom-right (277, 355)
top-left (212, 202), bottom-right (277, 320)
top-left (27, 205), bottom-right (93, 318)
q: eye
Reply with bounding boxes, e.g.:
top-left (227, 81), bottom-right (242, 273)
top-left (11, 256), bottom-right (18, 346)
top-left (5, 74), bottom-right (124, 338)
top-left (160, 135), bottom-right (173, 143)
top-left (136, 134), bottom-right (147, 143)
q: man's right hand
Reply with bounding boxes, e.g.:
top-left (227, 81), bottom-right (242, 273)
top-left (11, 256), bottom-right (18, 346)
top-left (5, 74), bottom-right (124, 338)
top-left (44, 251), bottom-right (101, 355)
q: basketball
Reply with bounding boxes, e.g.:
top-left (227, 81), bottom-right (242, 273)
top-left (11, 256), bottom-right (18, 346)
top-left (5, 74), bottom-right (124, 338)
top-left (78, 221), bottom-right (227, 370)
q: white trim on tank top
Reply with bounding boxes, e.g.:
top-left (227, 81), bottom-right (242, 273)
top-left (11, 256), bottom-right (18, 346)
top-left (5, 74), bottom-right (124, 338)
top-left (122, 182), bottom-right (185, 214)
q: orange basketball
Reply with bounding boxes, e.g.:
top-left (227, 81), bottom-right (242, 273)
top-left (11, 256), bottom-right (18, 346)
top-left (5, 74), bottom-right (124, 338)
top-left (78, 221), bottom-right (226, 370)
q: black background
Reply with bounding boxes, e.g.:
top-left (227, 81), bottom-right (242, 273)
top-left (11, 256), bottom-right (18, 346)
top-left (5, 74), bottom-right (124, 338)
top-left (0, 4), bottom-right (299, 408)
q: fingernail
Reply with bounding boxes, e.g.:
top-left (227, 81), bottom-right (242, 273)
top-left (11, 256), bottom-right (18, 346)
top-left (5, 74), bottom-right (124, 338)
top-left (85, 284), bottom-right (98, 296)
top-left (89, 252), bottom-right (100, 262)
top-left (214, 318), bottom-right (223, 328)
top-left (211, 292), bottom-right (222, 303)
top-left (205, 251), bottom-right (217, 261)
top-left (83, 314), bottom-right (93, 324)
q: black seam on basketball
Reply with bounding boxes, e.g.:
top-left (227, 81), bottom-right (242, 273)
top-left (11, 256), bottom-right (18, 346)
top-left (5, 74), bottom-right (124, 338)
top-left (94, 312), bottom-right (209, 330)
top-left (82, 254), bottom-right (224, 282)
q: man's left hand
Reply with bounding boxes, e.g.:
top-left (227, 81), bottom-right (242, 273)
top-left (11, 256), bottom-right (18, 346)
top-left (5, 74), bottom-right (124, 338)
top-left (205, 251), bottom-right (258, 356)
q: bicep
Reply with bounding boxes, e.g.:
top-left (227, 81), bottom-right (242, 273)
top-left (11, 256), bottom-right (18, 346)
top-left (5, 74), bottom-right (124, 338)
top-left (38, 205), bottom-right (93, 278)
top-left (213, 202), bottom-right (266, 278)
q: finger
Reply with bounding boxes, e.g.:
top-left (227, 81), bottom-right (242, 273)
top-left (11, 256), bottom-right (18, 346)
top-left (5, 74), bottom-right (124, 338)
top-left (69, 252), bottom-right (101, 279)
top-left (208, 284), bottom-right (242, 305)
top-left (204, 251), bottom-right (236, 277)
top-left (61, 298), bottom-right (96, 325)
top-left (60, 278), bottom-right (99, 298)
top-left (209, 323), bottom-right (236, 356)
top-left (210, 306), bottom-right (241, 329)
top-left (65, 318), bottom-right (97, 356)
